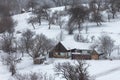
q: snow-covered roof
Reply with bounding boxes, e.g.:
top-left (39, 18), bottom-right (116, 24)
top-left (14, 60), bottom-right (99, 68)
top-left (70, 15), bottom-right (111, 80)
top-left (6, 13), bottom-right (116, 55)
top-left (60, 41), bottom-right (93, 50)
top-left (49, 6), bottom-right (65, 12)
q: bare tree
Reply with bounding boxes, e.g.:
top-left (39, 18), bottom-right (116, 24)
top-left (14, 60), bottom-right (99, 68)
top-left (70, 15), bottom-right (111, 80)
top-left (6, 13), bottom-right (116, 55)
top-left (42, 37), bottom-right (54, 54)
top-left (63, 0), bottom-right (71, 9)
top-left (115, 0), bottom-right (120, 12)
top-left (0, 16), bottom-right (17, 33)
top-left (19, 30), bottom-right (53, 63)
top-left (52, 0), bottom-right (64, 7)
top-left (106, 9), bottom-right (112, 22)
top-left (20, 29), bottom-right (35, 54)
top-left (33, 8), bottom-right (43, 25)
top-left (90, 36), bottom-right (95, 43)
top-left (65, 21), bottom-right (77, 35)
top-left (13, 72), bottom-right (55, 80)
top-left (89, 0), bottom-right (104, 26)
top-left (108, 0), bottom-right (117, 19)
top-left (97, 34), bottom-right (114, 58)
top-left (2, 52), bottom-right (21, 76)
top-left (70, 0), bottom-right (82, 7)
top-left (48, 15), bottom-right (55, 29)
top-left (28, 16), bottom-right (38, 29)
top-left (0, 5), bottom-right (17, 33)
top-left (17, 40), bottom-right (25, 57)
top-left (31, 4), bottom-right (49, 26)
top-left (1, 32), bottom-right (21, 76)
top-left (91, 12), bottom-right (103, 26)
top-left (85, 23), bottom-right (89, 34)
top-left (27, 0), bottom-right (38, 11)
top-left (102, 0), bottom-right (120, 19)
top-left (55, 60), bottom-right (91, 80)
top-left (68, 5), bottom-right (89, 33)
top-left (1, 32), bottom-right (15, 54)
top-left (29, 34), bottom-right (47, 59)
top-left (27, 34), bottom-right (53, 64)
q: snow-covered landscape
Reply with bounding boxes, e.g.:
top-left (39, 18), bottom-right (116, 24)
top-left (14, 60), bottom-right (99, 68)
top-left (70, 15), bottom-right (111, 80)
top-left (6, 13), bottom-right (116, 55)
top-left (1, 0), bottom-right (120, 80)
top-left (1, 56), bottom-right (120, 80)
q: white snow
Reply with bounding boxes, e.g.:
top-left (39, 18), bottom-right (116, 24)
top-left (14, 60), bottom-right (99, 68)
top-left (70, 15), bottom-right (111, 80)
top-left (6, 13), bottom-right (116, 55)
top-left (1, 55), bottom-right (120, 80)
top-left (61, 41), bottom-right (92, 50)
top-left (0, 6), bottom-right (120, 80)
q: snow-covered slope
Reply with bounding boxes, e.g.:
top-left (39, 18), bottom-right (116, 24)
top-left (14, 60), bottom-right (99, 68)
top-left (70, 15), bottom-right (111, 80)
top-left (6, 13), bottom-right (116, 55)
top-left (13, 11), bottom-right (120, 44)
top-left (1, 56), bottom-right (120, 80)
top-left (1, 6), bottom-right (120, 80)
top-left (12, 10), bottom-right (120, 58)
top-left (13, 12), bottom-right (62, 39)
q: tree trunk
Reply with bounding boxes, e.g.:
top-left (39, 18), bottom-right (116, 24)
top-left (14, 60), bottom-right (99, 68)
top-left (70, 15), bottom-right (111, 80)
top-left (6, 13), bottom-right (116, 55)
top-left (32, 24), bottom-right (35, 29)
top-left (48, 24), bottom-right (51, 29)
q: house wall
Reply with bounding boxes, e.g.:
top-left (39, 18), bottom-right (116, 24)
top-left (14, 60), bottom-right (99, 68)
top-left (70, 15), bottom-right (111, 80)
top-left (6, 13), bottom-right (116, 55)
top-left (91, 50), bottom-right (99, 60)
top-left (72, 54), bottom-right (91, 60)
top-left (71, 50), bottom-right (99, 60)
top-left (91, 54), bottom-right (99, 60)
top-left (52, 52), bottom-right (70, 58)
top-left (49, 42), bottom-right (69, 58)
top-left (82, 51), bottom-right (88, 54)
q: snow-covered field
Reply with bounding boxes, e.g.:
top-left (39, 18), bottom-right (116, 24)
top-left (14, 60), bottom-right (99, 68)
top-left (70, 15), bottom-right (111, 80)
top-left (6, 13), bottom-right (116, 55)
top-left (1, 6), bottom-right (120, 80)
top-left (0, 54), bottom-right (120, 80)
top-left (14, 59), bottom-right (120, 80)
top-left (13, 10), bottom-right (120, 45)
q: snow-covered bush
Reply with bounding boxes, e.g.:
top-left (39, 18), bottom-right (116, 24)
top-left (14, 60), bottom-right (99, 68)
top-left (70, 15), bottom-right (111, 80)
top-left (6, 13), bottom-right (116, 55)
top-left (74, 33), bottom-right (89, 43)
top-left (13, 72), bottom-right (55, 80)
top-left (97, 34), bottom-right (115, 58)
top-left (91, 34), bottom-right (115, 58)
top-left (55, 60), bottom-right (91, 80)
top-left (56, 31), bottom-right (65, 41)
top-left (20, 33), bottom-right (54, 64)
top-left (1, 52), bottom-right (21, 76)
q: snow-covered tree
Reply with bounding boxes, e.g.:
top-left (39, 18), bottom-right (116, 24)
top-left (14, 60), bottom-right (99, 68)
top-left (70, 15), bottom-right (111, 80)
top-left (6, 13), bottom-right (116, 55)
top-left (55, 60), bottom-right (91, 80)
top-left (98, 34), bottom-right (115, 57)
top-left (20, 29), bottom-right (35, 54)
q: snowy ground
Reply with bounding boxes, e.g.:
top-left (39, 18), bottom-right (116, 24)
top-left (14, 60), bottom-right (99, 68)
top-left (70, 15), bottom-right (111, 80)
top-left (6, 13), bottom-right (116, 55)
top-left (16, 58), bottom-right (120, 80)
top-left (0, 54), bottom-right (120, 80)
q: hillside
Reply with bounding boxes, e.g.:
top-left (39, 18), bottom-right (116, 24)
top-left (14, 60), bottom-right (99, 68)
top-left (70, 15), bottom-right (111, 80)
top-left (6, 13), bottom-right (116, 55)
top-left (0, 6), bottom-right (120, 80)
top-left (13, 6), bottom-right (120, 58)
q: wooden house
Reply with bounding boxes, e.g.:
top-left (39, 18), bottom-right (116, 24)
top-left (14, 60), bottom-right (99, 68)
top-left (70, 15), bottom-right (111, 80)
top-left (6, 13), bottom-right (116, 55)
top-left (49, 42), bottom-right (70, 58)
top-left (49, 41), bottom-right (100, 60)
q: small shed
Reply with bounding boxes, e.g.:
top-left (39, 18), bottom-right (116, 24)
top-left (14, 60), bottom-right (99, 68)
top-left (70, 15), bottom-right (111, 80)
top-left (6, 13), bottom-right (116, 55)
top-left (34, 57), bottom-right (46, 64)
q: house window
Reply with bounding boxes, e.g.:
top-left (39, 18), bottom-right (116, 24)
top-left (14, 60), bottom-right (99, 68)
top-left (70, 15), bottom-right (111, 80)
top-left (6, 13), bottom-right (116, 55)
top-left (79, 50), bottom-right (82, 53)
top-left (82, 51), bottom-right (88, 54)
top-left (60, 52), bottom-right (66, 56)
top-left (56, 52), bottom-right (66, 56)
top-left (56, 52), bottom-right (60, 55)
top-left (88, 51), bottom-right (90, 53)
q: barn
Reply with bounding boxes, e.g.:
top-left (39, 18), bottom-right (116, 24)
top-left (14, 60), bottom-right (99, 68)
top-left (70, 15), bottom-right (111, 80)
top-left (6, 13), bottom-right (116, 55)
top-left (49, 41), bottom-right (100, 60)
